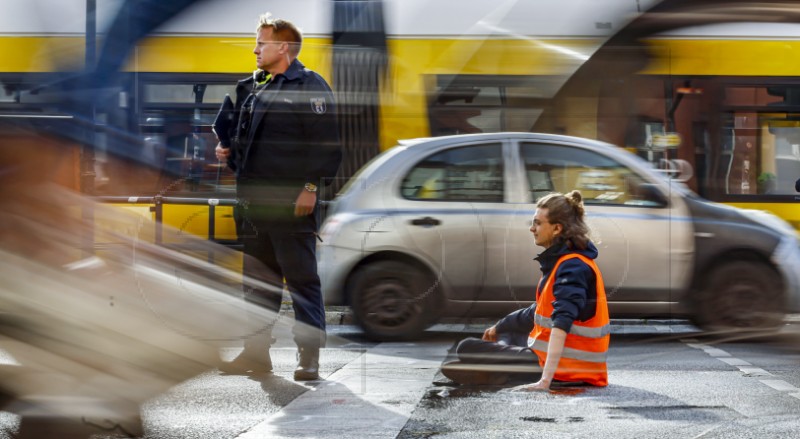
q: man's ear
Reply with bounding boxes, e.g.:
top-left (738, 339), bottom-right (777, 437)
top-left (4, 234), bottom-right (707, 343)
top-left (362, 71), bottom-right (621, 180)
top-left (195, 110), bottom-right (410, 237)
top-left (554, 223), bottom-right (564, 235)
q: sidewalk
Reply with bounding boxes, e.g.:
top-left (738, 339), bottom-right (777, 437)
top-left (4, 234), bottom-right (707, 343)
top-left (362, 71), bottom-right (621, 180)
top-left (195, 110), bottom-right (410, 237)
top-left (280, 301), bottom-right (800, 328)
top-left (311, 306), bottom-right (800, 328)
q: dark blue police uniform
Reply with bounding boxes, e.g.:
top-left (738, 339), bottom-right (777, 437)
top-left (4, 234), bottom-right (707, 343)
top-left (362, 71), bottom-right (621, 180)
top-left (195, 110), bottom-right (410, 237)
top-left (225, 59), bottom-right (342, 351)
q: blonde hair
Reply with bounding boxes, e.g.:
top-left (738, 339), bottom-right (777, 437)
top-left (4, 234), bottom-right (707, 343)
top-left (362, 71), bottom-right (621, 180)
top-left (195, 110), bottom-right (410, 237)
top-left (536, 190), bottom-right (590, 250)
top-left (257, 13), bottom-right (302, 58)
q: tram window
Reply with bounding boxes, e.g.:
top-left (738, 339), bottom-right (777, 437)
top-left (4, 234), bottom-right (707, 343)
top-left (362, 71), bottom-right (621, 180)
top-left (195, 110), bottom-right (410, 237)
top-left (468, 108), bottom-right (502, 132)
top-left (139, 109), bottom-right (219, 128)
top-left (435, 84), bottom-right (502, 106)
top-left (717, 112), bottom-right (800, 197)
top-left (723, 87), bottom-right (783, 107)
top-left (428, 75), bottom-right (556, 136)
top-left (759, 116), bottom-right (800, 195)
top-left (520, 143), bottom-right (666, 207)
top-left (143, 83), bottom-right (236, 104)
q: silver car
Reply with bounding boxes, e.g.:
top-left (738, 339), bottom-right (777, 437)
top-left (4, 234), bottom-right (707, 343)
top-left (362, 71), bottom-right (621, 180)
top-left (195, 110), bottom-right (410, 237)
top-left (318, 133), bottom-right (800, 340)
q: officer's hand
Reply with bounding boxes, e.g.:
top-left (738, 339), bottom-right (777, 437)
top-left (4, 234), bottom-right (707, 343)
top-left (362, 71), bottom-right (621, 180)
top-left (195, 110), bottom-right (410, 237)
top-left (482, 325), bottom-right (498, 342)
top-left (294, 189), bottom-right (317, 217)
top-left (215, 143), bottom-right (230, 161)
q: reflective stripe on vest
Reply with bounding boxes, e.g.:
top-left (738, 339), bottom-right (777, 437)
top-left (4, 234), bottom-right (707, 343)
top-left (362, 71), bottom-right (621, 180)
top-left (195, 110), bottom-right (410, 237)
top-left (528, 253), bottom-right (610, 386)
top-left (533, 314), bottom-right (611, 339)
top-left (529, 339), bottom-right (608, 363)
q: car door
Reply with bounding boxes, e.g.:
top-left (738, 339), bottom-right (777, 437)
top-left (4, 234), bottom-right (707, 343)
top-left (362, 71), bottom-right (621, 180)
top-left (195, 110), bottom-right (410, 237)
top-left (483, 140), bottom-right (693, 313)
top-left (391, 142), bottom-right (506, 302)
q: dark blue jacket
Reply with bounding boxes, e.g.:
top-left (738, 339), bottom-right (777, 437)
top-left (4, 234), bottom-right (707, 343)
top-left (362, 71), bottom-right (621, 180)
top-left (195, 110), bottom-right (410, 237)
top-left (228, 59), bottom-right (341, 183)
top-left (225, 60), bottom-right (342, 229)
top-left (495, 240), bottom-right (600, 335)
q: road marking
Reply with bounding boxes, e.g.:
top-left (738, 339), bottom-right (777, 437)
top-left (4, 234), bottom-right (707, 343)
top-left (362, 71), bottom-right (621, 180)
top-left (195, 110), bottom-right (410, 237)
top-left (738, 367), bottom-right (772, 377)
top-left (682, 341), bottom-right (800, 396)
top-left (704, 347), bottom-right (731, 357)
top-left (760, 380), bottom-right (799, 392)
top-left (717, 358), bottom-right (751, 366)
top-left (685, 343), bottom-right (731, 357)
top-left (236, 341), bottom-right (450, 439)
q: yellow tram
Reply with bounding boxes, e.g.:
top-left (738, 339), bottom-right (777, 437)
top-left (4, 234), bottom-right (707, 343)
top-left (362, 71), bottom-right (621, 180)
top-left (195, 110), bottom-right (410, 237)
top-left (0, 0), bottom-right (797, 241)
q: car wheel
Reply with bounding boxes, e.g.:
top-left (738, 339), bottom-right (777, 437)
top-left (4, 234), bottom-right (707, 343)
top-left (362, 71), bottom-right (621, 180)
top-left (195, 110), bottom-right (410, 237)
top-left (692, 260), bottom-right (785, 331)
top-left (348, 260), bottom-right (439, 341)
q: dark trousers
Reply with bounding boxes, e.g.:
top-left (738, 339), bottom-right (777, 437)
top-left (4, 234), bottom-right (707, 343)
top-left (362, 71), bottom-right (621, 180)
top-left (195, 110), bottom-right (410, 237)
top-left (242, 219), bottom-right (326, 349)
top-left (455, 331), bottom-right (541, 382)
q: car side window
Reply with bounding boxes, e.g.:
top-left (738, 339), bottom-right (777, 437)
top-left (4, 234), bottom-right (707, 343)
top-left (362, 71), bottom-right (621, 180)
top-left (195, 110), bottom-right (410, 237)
top-left (520, 142), bottom-right (666, 207)
top-left (401, 143), bottom-right (504, 202)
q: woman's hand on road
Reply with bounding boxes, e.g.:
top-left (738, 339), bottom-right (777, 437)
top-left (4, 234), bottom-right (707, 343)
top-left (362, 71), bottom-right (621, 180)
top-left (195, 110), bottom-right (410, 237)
top-left (509, 379), bottom-right (551, 392)
top-left (482, 326), bottom-right (498, 342)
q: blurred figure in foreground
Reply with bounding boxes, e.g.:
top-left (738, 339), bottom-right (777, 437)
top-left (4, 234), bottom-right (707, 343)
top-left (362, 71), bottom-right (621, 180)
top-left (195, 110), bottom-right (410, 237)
top-left (214, 13), bottom-right (341, 381)
top-left (0, 126), bottom-right (283, 437)
top-left (442, 191), bottom-right (610, 390)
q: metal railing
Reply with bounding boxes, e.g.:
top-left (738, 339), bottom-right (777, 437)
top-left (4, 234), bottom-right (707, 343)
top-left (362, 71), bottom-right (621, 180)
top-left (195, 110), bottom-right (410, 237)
top-left (95, 195), bottom-right (332, 247)
top-left (96, 195), bottom-right (239, 246)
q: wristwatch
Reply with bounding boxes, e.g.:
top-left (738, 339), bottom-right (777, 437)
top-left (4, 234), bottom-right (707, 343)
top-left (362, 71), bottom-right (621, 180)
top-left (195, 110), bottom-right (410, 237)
top-left (304, 183), bottom-right (318, 193)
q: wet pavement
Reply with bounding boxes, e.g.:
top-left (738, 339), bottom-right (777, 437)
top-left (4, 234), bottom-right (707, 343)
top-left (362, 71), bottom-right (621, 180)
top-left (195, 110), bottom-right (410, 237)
top-left (2, 320), bottom-right (799, 438)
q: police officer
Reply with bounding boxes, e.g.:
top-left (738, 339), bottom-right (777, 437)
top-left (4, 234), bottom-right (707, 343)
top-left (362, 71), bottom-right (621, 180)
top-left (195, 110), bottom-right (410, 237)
top-left (215, 13), bottom-right (341, 381)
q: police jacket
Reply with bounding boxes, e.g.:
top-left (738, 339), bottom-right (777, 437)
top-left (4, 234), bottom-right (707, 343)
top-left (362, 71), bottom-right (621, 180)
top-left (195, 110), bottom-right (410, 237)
top-left (494, 240), bottom-right (600, 335)
top-left (225, 60), bottom-right (342, 208)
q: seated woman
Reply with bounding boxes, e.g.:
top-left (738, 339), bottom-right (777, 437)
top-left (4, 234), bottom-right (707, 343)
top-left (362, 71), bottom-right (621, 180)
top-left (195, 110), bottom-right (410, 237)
top-left (441, 190), bottom-right (610, 390)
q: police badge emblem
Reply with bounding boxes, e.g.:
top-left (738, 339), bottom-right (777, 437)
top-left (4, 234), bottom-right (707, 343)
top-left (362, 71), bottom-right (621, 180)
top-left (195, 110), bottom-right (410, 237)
top-left (310, 97), bottom-right (327, 114)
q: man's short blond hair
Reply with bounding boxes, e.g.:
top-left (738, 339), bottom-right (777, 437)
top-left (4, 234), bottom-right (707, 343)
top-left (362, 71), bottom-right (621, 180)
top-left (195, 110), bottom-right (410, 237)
top-left (257, 13), bottom-right (302, 58)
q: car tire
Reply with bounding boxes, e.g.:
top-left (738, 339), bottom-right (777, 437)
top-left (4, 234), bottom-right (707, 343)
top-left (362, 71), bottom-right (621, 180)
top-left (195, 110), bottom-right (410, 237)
top-left (348, 260), bottom-right (439, 341)
top-left (691, 260), bottom-right (785, 332)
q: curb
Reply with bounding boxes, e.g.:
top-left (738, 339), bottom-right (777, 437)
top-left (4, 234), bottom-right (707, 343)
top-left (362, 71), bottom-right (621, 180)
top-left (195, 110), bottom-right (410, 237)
top-left (279, 304), bottom-right (355, 325)
top-left (282, 304), bottom-right (800, 327)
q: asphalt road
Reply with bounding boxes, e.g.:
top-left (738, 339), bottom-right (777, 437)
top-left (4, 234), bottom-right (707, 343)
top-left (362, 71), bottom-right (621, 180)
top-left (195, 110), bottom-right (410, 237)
top-left (2, 319), bottom-right (800, 438)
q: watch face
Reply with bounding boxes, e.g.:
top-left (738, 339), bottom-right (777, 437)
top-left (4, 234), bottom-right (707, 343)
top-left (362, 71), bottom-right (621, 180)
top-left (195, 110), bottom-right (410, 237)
top-left (305, 183), bottom-right (318, 192)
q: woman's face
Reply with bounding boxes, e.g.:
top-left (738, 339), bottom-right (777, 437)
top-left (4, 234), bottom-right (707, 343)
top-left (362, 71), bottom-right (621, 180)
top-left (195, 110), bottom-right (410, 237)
top-left (530, 208), bottom-right (562, 248)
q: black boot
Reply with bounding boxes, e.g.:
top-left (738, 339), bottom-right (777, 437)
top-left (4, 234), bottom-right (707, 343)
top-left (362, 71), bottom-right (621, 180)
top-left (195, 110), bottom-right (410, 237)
top-left (293, 346), bottom-right (320, 381)
top-left (220, 332), bottom-right (274, 375)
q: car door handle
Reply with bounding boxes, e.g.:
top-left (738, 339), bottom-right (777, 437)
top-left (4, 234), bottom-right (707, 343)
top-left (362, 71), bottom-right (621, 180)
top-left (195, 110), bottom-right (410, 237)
top-left (410, 216), bottom-right (441, 227)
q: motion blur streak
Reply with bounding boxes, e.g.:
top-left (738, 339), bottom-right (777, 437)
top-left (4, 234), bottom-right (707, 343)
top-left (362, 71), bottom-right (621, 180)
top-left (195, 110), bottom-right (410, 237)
top-left (0, 181), bottom-right (325, 437)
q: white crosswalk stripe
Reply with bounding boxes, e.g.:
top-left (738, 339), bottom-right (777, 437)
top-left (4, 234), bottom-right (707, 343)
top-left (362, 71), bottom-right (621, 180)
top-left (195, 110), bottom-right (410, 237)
top-left (236, 341), bottom-right (450, 439)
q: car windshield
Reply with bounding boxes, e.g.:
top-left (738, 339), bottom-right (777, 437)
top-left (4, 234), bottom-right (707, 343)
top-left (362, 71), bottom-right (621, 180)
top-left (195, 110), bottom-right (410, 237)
top-left (337, 146), bottom-right (407, 196)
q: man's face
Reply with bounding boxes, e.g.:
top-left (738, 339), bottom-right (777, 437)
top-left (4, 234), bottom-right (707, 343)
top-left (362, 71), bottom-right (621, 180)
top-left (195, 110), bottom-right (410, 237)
top-left (253, 27), bottom-right (284, 72)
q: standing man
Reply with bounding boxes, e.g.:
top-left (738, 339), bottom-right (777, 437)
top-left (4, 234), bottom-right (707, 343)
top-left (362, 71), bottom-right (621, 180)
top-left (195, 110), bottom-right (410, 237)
top-left (215, 13), bottom-right (341, 381)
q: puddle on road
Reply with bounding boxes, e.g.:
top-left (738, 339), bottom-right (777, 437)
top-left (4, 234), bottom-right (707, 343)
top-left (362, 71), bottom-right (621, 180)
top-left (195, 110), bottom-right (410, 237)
top-left (519, 415), bottom-right (585, 423)
top-left (421, 386), bottom-right (500, 409)
top-left (549, 387), bottom-right (587, 396)
top-left (520, 416), bottom-right (556, 423)
top-left (423, 383), bottom-right (589, 409)
top-left (606, 405), bottom-right (732, 421)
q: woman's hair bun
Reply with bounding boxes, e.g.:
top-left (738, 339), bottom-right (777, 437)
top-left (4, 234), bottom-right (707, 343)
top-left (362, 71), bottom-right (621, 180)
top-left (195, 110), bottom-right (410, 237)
top-left (567, 190), bottom-right (582, 204)
top-left (566, 190), bottom-right (585, 217)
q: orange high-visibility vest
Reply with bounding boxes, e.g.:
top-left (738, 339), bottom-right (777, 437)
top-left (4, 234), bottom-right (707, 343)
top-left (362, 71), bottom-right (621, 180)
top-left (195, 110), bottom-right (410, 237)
top-left (528, 253), bottom-right (610, 386)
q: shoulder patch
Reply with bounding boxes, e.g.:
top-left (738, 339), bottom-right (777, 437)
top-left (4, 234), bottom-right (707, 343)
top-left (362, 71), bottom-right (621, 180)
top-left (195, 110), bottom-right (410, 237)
top-left (310, 97), bottom-right (327, 115)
